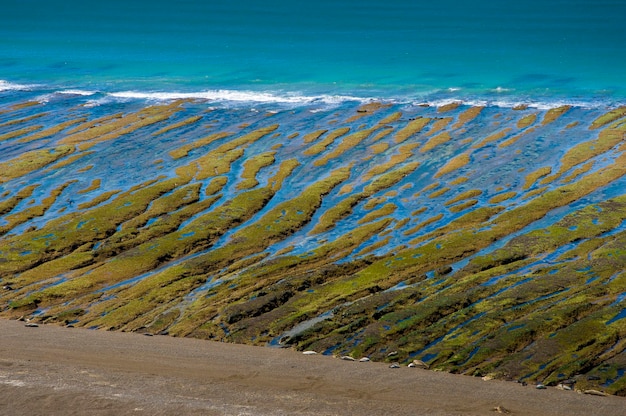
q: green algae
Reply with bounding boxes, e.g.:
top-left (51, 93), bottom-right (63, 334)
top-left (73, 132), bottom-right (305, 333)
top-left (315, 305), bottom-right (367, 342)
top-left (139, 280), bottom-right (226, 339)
top-left (0, 181), bottom-right (75, 235)
top-left (448, 199), bottom-right (478, 213)
top-left (0, 145), bottom-right (74, 184)
top-left (8, 101), bottom-right (40, 111)
top-left (437, 102), bottom-right (461, 113)
top-left (521, 186), bottom-right (547, 200)
top-left (237, 151), bottom-right (276, 190)
top-left (590, 106), bottom-right (626, 130)
top-left (363, 196), bottom-right (387, 210)
top-left (44, 151), bottom-right (94, 172)
top-left (560, 161), bottom-right (594, 184)
top-left (177, 219), bottom-right (391, 338)
top-left (415, 182), bottom-right (440, 197)
top-left (368, 127), bottom-right (394, 144)
top-left (77, 165), bottom-right (93, 173)
top-left (18, 117), bottom-right (88, 143)
top-left (77, 179), bottom-right (101, 194)
top-left (450, 177), bottom-right (469, 185)
top-left (393, 117), bottom-right (430, 144)
top-left (313, 126), bottom-right (382, 167)
top-left (369, 142), bottom-right (389, 154)
top-left (516, 113), bottom-right (538, 129)
top-left (424, 117), bottom-right (453, 137)
top-left (550, 123), bottom-right (626, 179)
top-left (363, 162), bottom-right (419, 194)
top-left (309, 195), bottom-right (360, 235)
top-left (302, 129), bottom-right (328, 144)
top-left (377, 111), bottom-right (402, 125)
top-left (421, 132), bottom-right (451, 153)
top-left (0, 176), bottom-right (183, 277)
top-left (523, 166), bottom-right (552, 189)
top-left (542, 106), bottom-right (571, 125)
top-left (96, 195), bottom-right (220, 260)
top-left (445, 189), bottom-right (482, 206)
top-left (2, 102), bottom-right (626, 397)
top-left (63, 113), bottom-right (124, 135)
top-left (151, 115), bottom-right (203, 137)
top-left (0, 185), bottom-right (39, 216)
top-left (498, 128), bottom-right (538, 148)
top-left (363, 143), bottom-right (418, 180)
top-left (345, 102), bottom-right (391, 122)
top-left (195, 148), bottom-right (245, 180)
top-left (311, 162), bottom-right (418, 234)
top-left (488, 191), bottom-right (517, 204)
top-left (77, 190), bottom-right (122, 210)
top-left (472, 128), bottom-right (512, 149)
top-left (107, 183), bottom-right (204, 233)
top-left (452, 106), bottom-right (483, 129)
top-left (434, 153), bottom-right (470, 178)
top-left (462, 197), bottom-right (626, 276)
top-left (0, 125), bottom-right (43, 142)
top-left (303, 127), bottom-right (350, 156)
top-left (0, 112), bottom-right (47, 128)
top-left (81, 165), bottom-right (350, 330)
top-left (428, 187), bottom-right (450, 198)
top-left (357, 203), bottom-right (397, 224)
top-left (294, 220), bottom-right (625, 382)
top-left (60, 102), bottom-right (184, 151)
top-left (169, 131), bottom-right (233, 160)
top-left (404, 213), bottom-right (444, 237)
top-left (25, 160), bottom-right (299, 310)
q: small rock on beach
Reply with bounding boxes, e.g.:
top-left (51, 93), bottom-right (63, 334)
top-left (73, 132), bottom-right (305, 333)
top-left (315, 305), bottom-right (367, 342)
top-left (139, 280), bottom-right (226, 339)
top-left (408, 359), bottom-right (429, 369)
top-left (492, 405), bottom-right (511, 414)
top-left (583, 390), bottom-right (608, 397)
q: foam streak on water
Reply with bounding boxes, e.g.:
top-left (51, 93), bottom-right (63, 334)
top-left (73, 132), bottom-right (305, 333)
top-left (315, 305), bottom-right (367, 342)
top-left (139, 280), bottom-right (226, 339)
top-left (2, 80), bottom-right (623, 112)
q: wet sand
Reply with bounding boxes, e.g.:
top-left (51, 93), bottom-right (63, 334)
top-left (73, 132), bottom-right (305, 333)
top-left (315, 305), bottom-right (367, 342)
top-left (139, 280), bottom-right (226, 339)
top-left (0, 319), bottom-right (624, 416)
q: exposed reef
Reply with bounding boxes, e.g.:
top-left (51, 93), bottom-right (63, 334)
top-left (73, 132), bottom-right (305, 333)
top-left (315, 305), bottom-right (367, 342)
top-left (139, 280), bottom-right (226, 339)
top-left (1, 91), bottom-right (625, 396)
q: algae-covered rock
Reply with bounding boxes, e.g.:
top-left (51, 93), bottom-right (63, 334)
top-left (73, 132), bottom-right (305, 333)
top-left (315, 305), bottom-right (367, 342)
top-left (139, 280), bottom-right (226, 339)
top-left (1, 93), bottom-right (626, 395)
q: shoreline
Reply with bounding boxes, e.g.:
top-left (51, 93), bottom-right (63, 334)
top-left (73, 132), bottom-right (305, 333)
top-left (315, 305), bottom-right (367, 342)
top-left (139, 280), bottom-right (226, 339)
top-left (1, 318), bottom-right (625, 416)
top-left (2, 78), bottom-right (626, 110)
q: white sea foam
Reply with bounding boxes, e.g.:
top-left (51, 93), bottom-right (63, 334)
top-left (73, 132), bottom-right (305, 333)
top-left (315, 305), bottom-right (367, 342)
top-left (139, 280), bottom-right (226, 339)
top-left (488, 98), bottom-right (609, 110)
top-left (415, 98), bottom-right (465, 108)
top-left (0, 80), bottom-right (36, 91)
top-left (83, 96), bottom-right (115, 107)
top-left (56, 89), bottom-right (98, 96)
top-left (415, 96), bottom-right (614, 111)
top-left (3, 78), bottom-right (622, 110)
top-left (25, 88), bottom-right (98, 104)
top-left (107, 89), bottom-right (368, 105)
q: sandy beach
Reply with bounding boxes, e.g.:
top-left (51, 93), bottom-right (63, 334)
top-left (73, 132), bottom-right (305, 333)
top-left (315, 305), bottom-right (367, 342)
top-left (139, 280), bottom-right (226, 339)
top-left (0, 319), bottom-right (623, 416)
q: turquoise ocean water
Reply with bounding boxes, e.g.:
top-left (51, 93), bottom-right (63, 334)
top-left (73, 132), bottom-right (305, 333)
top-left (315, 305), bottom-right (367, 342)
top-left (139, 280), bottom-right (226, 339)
top-left (0, 0), bottom-right (625, 106)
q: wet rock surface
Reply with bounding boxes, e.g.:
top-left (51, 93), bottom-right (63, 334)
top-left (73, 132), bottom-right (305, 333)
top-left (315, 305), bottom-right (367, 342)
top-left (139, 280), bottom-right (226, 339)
top-left (1, 91), bottom-right (625, 394)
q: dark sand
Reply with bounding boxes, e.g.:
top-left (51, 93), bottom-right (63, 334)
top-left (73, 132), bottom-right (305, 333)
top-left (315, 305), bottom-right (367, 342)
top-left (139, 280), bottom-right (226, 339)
top-left (0, 319), bottom-right (624, 416)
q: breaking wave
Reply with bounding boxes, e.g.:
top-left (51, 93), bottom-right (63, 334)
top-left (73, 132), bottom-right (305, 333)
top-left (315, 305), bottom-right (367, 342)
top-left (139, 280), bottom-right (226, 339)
top-left (1, 79), bottom-right (623, 110)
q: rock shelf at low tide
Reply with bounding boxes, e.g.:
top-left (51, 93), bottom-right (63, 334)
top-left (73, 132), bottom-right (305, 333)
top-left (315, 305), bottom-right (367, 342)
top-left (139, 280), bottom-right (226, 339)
top-left (1, 90), bottom-right (625, 396)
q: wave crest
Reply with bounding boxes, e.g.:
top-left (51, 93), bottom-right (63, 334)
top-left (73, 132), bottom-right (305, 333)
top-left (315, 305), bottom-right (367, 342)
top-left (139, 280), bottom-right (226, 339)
top-left (1, 78), bottom-right (622, 110)
top-left (0, 80), bottom-right (37, 91)
top-left (108, 89), bottom-right (368, 105)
